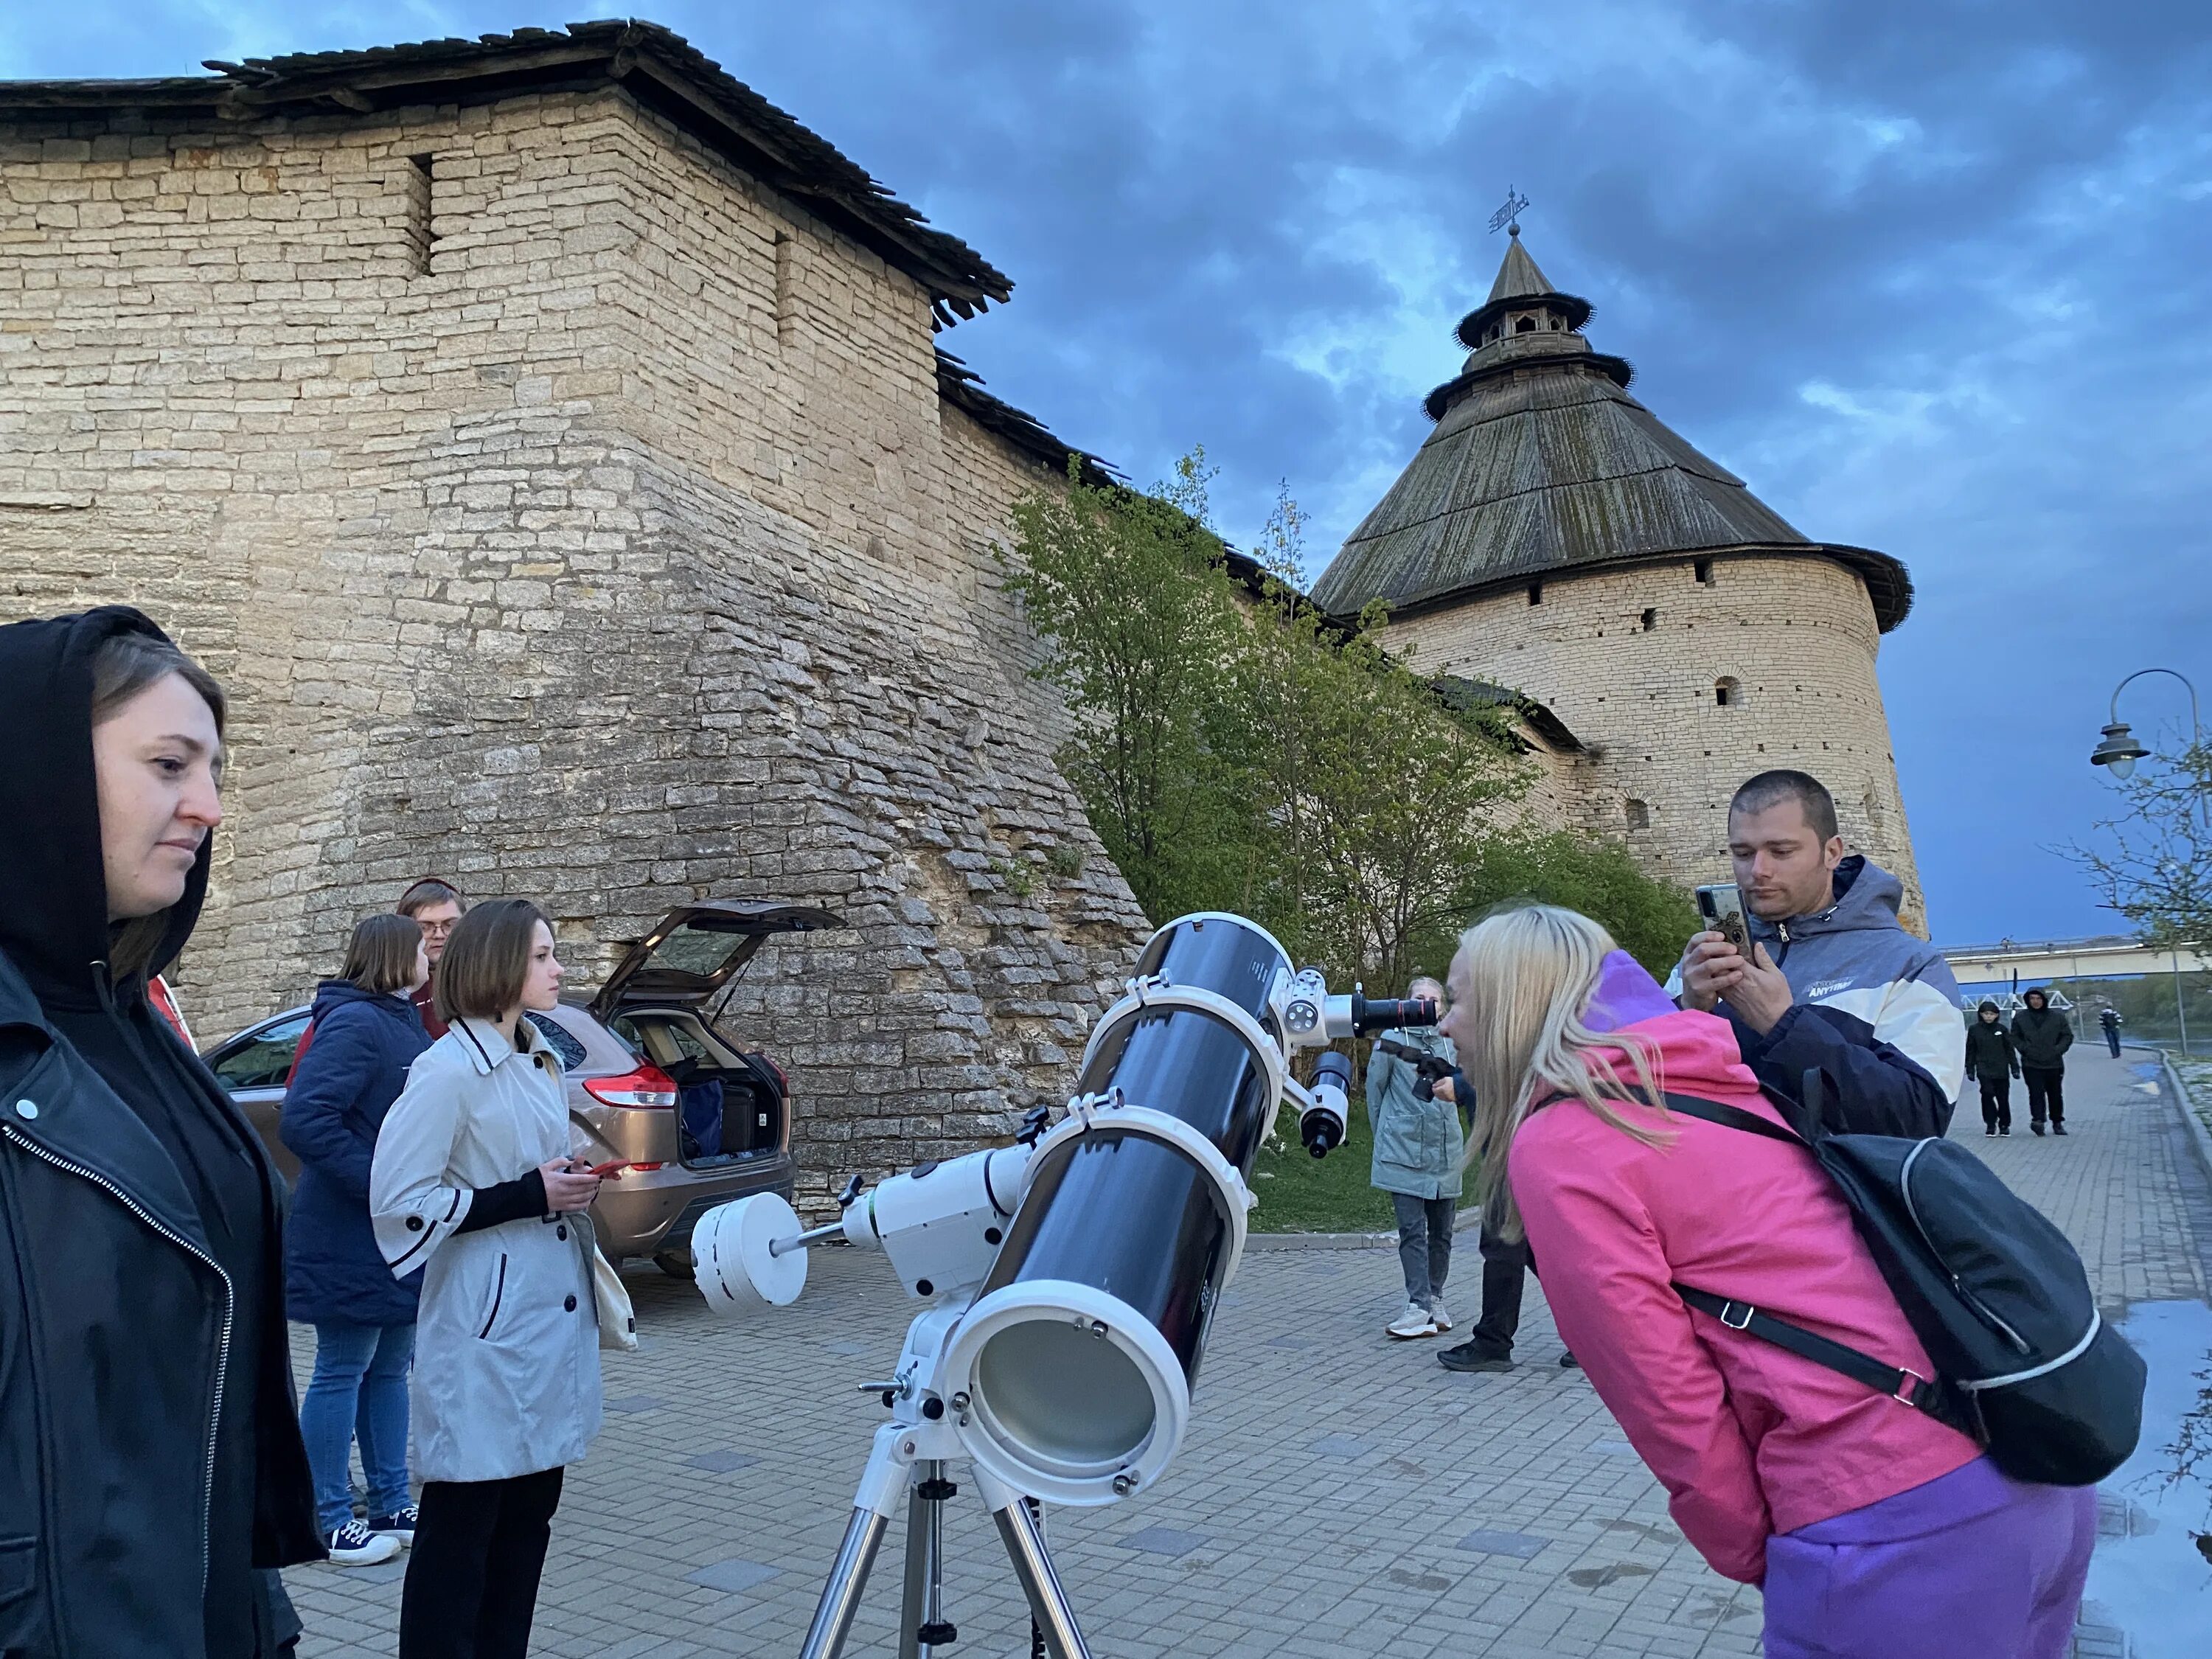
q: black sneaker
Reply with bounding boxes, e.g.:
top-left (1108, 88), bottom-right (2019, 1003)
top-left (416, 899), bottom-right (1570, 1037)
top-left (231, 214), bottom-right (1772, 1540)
top-left (1559, 1352), bottom-right (1581, 1370)
top-left (2031, 1123), bottom-right (2045, 1136)
top-left (324, 1517), bottom-right (400, 1567)
top-left (1438, 1339), bottom-right (1514, 1373)
top-left (1986, 1127), bottom-right (1997, 1136)
top-left (2053, 1124), bottom-right (2068, 1136)
top-left (366, 1503), bottom-right (419, 1548)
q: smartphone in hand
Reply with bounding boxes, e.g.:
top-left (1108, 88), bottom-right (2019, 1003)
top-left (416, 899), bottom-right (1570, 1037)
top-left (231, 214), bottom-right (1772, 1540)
top-left (585, 1159), bottom-right (631, 1178)
top-left (1695, 883), bottom-right (1752, 954)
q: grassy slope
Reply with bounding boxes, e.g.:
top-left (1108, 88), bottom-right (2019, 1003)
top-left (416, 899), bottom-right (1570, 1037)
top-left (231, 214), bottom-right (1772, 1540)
top-left (1251, 1092), bottom-right (1420, 1234)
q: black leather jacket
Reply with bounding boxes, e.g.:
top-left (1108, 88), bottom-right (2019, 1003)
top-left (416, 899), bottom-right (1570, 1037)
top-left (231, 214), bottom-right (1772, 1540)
top-left (0, 608), bottom-right (319, 1658)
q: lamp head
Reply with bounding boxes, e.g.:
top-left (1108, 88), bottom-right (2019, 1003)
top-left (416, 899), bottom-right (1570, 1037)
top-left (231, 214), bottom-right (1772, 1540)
top-left (2091, 722), bottom-right (2149, 779)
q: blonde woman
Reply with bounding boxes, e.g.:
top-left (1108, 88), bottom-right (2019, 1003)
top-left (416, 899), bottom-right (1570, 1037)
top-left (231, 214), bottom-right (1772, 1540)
top-left (1438, 905), bottom-right (2093, 1659)
top-left (372, 898), bottom-right (605, 1659)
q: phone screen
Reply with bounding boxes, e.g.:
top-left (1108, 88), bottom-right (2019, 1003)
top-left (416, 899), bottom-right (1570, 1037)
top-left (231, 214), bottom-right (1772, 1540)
top-left (587, 1159), bottom-right (630, 1178)
top-left (1696, 883), bottom-right (1751, 953)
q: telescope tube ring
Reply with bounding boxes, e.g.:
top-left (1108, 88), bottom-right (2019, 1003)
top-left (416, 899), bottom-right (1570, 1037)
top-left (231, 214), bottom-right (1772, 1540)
top-left (1074, 981), bottom-right (1287, 1110)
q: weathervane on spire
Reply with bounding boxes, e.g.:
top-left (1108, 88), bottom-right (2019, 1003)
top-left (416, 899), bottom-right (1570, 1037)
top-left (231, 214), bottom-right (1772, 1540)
top-left (1488, 187), bottom-right (1531, 237)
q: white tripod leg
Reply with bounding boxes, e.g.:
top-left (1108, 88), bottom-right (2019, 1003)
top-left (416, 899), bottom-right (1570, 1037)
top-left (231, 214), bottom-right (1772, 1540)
top-left (797, 1423), bottom-right (910, 1659)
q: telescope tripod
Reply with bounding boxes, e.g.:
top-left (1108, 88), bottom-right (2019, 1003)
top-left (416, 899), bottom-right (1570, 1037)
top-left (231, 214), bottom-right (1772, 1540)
top-left (799, 1422), bottom-right (1092, 1659)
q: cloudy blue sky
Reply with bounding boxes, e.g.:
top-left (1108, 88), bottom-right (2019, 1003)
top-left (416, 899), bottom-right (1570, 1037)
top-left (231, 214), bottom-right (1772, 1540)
top-left (8, 1), bottom-right (2208, 945)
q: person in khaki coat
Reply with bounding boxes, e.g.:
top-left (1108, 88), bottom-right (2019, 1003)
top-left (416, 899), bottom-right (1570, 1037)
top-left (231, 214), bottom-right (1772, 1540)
top-left (371, 899), bottom-right (605, 1659)
top-left (1363, 975), bottom-right (1463, 1340)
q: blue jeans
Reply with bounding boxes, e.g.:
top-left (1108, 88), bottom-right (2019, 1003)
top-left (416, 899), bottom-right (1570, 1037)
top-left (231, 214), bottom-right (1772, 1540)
top-left (302, 1321), bottom-right (416, 1534)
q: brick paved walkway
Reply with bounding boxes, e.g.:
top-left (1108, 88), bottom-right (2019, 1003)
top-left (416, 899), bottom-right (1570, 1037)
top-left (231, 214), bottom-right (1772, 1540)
top-left (286, 1046), bottom-right (2212, 1658)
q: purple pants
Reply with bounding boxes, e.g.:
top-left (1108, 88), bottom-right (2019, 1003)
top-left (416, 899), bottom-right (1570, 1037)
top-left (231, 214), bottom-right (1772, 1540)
top-left (1762, 1456), bottom-right (2096, 1658)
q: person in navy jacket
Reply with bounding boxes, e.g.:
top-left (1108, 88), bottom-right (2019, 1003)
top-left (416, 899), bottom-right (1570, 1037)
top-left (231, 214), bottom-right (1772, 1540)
top-left (282, 914), bottom-right (434, 1565)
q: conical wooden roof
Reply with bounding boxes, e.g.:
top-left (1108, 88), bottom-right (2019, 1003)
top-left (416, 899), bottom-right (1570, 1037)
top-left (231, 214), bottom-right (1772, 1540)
top-left (1312, 236), bottom-right (1912, 630)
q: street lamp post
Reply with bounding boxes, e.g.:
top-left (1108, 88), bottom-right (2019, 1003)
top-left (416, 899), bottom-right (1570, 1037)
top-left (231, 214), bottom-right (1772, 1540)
top-left (2090, 668), bottom-right (2207, 1054)
top-left (2089, 667), bottom-right (2202, 784)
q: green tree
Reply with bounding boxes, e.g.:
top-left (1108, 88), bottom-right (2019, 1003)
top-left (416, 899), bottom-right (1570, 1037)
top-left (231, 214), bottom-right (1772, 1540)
top-left (1222, 491), bottom-right (1532, 985)
top-left (1441, 829), bottom-right (1702, 979)
top-left (998, 453), bottom-right (1248, 921)
top-left (1001, 459), bottom-right (1700, 992)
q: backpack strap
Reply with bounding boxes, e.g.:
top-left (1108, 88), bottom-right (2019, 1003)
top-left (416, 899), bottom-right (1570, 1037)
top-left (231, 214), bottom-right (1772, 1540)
top-left (1659, 1092), bottom-right (1806, 1145)
top-left (1672, 1284), bottom-right (1947, 1417)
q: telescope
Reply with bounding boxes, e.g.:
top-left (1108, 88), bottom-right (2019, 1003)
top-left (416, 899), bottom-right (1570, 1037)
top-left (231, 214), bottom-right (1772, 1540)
top-left (692, 912), bottom-right (1433, 1658)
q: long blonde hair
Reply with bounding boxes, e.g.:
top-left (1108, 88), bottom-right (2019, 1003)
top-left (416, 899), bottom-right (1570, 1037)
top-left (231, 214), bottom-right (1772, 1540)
top-left (1457, 905), bottom-right (1671, 1242)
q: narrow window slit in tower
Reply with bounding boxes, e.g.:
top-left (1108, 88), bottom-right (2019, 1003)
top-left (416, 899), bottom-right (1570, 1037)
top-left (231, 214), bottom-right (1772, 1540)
top-left (1694, 558), bottom-right (1714, 585)
top-left (1715, 676), bottom-right (1742, 708)
top-left (403, 153), bottom-right (435, 276)
top-left (1526, 582), bottom-right (1543, 605)
top-left (1640, 608), bottom-right (1657, 631)
top-left (773, 231), bottom-right (797, 346)
top-left (1625, 799), bottom-right (1650, 830)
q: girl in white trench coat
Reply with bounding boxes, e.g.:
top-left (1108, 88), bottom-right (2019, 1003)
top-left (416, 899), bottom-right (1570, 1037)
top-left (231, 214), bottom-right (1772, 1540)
top-left (371, 900), bottom-right (605, 1659)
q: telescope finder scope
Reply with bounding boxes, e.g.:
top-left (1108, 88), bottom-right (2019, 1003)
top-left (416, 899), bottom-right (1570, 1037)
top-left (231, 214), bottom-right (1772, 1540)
top-left (1299, 1049), bottom-right (1354, 1158)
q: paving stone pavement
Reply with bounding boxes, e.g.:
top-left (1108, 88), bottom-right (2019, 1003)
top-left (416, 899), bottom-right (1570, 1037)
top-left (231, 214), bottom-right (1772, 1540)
top-left (285, 1046), bottom-right (2212, 1657)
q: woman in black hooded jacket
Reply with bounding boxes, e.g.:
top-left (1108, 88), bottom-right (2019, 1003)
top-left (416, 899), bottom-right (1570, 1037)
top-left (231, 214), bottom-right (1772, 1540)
top-left (0, 606), bottom-right (319, 1658)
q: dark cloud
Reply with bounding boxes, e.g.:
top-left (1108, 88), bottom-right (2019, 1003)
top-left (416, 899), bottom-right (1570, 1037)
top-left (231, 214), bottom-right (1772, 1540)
top-left (5, 0), bottom-right (2208, 942)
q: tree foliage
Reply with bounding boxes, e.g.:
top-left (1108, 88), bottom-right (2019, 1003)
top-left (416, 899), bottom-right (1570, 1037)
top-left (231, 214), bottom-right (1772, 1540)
top-left (1001, 453), bottom-right (1698, 990)
top-left (2064, 737), bottom-right (2212, 947)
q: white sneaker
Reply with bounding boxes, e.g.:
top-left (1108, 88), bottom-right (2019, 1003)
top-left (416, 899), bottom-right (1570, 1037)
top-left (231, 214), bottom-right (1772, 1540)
top-left (1430, 1295), bottom-right (1453, 1332)
top-left (1387, 1301), bottom-right (1439, 1340)
top-left (324, 1518), bottom-right (402, 1567)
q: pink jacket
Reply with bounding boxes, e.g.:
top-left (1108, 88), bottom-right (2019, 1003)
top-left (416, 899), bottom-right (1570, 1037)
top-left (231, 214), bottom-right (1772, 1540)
top-left (1510, 1009), bottom-right (1980, 1584)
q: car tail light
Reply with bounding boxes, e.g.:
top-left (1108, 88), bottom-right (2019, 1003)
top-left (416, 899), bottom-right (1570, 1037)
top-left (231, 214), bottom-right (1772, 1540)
top-left (756, 1052), bottom-right (790, 1094)
top-left (582, 1063), bottom-right (679, 1109)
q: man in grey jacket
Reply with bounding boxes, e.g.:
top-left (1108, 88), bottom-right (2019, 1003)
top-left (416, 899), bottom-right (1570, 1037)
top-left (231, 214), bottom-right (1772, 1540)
top-left (1674, 770), bottom-right (1964, 1135)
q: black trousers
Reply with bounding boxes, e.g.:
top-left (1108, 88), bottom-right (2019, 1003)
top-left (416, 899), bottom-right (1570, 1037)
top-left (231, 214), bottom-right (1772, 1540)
top-left (2023, 1066), bottom-right (2065, 1127)
top-left (399, 1467), bottom-right (566, 1659)
top-left (1470, 1214), bottom-right (1534, 1350)
top-left (1978, 1076), bottom-right (2013, 1131)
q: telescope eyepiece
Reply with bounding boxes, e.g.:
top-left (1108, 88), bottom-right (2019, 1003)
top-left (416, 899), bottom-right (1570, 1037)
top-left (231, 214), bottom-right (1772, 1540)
top-left (1360, 994), bottom-right (1439, 1032)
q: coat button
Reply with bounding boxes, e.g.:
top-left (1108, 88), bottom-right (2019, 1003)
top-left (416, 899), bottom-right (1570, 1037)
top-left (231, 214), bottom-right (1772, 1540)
top-left (13, 1099), bottom-right (36, 1119)
top-left (557, 1225), bottom-right (568, 1241)
top-left (406, 1215), bottom-right (425, 1232)
top-left (563, 1294), bottom-right (578, 1312)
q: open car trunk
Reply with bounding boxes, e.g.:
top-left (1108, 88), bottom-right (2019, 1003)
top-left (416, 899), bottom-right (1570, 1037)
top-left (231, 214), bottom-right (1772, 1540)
top-left (610, 1007), bottom-right (784, 1170)
top-left (588, 900), bottom-right (842, 1023)
top-left (588, 900), bottom-right (841, 1172)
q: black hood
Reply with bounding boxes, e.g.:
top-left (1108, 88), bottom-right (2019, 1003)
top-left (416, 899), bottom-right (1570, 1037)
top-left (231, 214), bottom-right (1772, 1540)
top-left (0, 605), bottom-right (212, 1006)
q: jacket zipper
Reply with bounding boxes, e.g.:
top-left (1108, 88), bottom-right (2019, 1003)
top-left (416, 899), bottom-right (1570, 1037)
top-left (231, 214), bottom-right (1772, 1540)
top-left (0, 1121), bottom-right (234, 1594)
top-left (478, 1252), bottom-right (509, 1338)
top-left (1896, 1139), bottom-right (2031, 1354)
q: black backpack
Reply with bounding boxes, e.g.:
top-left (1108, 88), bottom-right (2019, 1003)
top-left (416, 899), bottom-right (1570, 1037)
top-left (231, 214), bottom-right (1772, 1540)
top-left (1663, 1074), bottom-right (2145, 1487)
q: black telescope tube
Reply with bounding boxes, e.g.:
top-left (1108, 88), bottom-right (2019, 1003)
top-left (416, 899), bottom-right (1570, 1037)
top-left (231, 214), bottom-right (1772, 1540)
top-left (979, 915), bottom-right (1286, 1388)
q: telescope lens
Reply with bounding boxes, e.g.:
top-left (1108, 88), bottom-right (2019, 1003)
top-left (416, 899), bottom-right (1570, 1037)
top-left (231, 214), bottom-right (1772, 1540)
top-left (975, 1320), bottom-right (1155, 1472)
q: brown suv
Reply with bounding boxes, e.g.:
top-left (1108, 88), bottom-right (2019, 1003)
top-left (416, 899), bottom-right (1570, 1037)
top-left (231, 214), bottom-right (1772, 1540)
top-left (203, 900), bottom-right (841, 1276)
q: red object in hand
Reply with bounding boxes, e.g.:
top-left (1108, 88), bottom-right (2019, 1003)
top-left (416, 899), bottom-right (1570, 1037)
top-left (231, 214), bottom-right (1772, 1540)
top-left (586, 1159), bottom-right (632, 1178)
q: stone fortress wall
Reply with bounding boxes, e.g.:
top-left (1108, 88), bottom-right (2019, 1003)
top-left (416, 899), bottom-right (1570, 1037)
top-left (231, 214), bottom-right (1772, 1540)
top-left (0, 83), bottom-right (1151, 1198)
top-left (1380, 552), bottom-right (1926, 933)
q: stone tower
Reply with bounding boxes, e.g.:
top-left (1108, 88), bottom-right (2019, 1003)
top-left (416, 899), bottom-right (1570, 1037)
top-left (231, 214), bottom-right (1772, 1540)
top-left (1310, 231), bottom-right (1927, 930)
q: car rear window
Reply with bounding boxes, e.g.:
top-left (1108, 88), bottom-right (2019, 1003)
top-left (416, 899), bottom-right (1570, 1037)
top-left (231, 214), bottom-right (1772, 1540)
top-left (522, 1010), bottom-right (588, 1073)
top-left (209, 1014), bottom-right (310, 1091)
